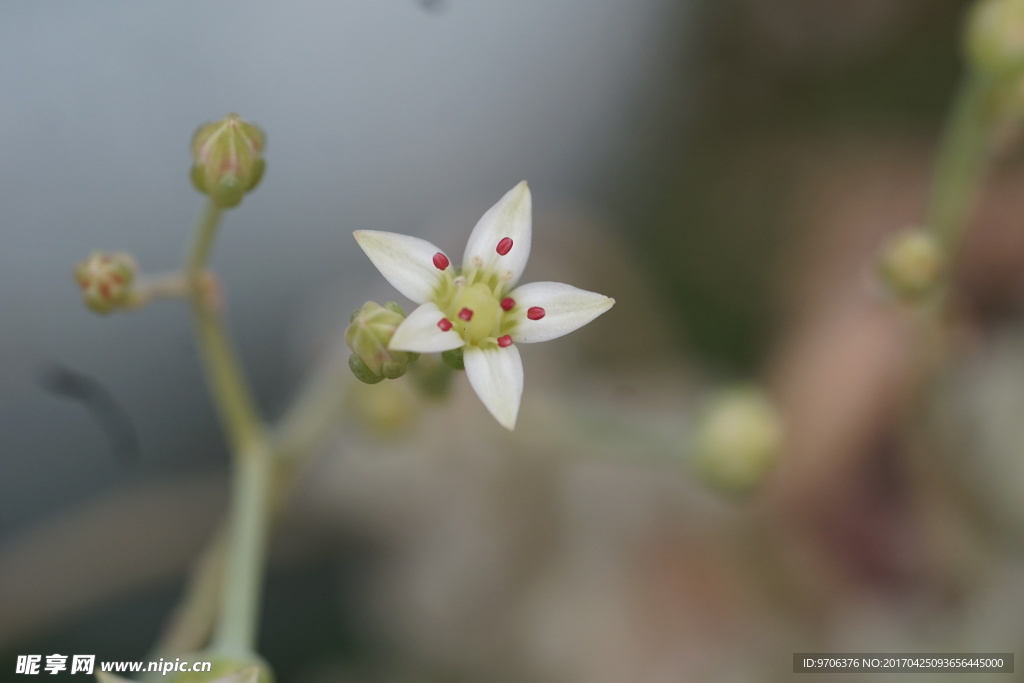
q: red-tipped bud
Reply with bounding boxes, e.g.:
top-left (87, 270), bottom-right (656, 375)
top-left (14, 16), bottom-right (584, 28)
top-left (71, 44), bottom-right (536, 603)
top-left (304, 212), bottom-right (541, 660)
top-left (190, 113), bottom-right (266, 209)
top-left (73, 251), bottom-right (137, 315)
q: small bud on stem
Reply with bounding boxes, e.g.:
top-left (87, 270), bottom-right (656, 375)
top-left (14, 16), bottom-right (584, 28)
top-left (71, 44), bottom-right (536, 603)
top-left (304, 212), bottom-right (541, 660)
top-left (967, 0), bottom-right (1024, 79)
top-left (191, 113), bottom-right (266, 209)
top-left (73, 251), bottom-right (137, 314)
top-left (876, 228), bottom-right (945, 304)
top-left (345, 301), bottom-right (419, 383)
top-left (693, 387), bottom-right (783, 496)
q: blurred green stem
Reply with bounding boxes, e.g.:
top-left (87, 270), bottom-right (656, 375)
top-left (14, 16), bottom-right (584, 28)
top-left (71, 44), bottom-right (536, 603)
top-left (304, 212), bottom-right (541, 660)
top-left (925, 72), bottom-right (996, 256)
top-left (186, 202), bottom-right (264, 456)
top-left (184, 200), bottom-right (273, 658)
top-left (151, 340), bottom-right (353, 660)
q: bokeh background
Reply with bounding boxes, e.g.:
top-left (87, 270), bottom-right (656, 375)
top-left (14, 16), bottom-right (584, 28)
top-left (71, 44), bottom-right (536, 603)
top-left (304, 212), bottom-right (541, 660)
top-left (3, 0), bottom-right (1024, 680)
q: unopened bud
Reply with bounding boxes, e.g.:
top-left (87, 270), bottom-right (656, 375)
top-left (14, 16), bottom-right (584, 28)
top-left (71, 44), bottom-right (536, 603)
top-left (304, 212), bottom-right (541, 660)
top-left (73, 251), bottom-right (137, 314)
top-left (190, 113), bottom-right (266, 208)
top-left (876, 228), bottom-right (945, 303)
top-left (692, 387), bottom-right (782, 495)
top-left (967, 0), bottom-right (1024, 78)
top-left (345, 301), bottom-right (418, 383)
top-left (349, 354), bottom-right (385, 384)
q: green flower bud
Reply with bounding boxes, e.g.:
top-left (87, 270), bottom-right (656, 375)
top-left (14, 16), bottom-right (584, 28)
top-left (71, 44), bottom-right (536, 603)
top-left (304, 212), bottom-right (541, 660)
top-left (73, 251), bottom-right (137, 314)
top-left (966, 0), bottom-right (1024, 79)
top-left (349, 353), bottom-right (385, 384)
top-left (345, 301), bottom-right (418, 381)
top-left (190, 113), bottom-right (266, 209)
top-left (692, 387), bottom-right (782, 496)
top-left (876, 228), bottom-right (945, 304)
top-left (384, 301), bottom-right (406, 316)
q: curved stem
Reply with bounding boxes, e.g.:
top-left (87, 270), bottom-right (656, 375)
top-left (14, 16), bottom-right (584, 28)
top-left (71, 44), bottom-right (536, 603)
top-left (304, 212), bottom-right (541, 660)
top-left (186, 202), bottom-right (264, 455)
top-left (184, 200), bottom-right (272, 657)
top-left (924, 73), bottom-right (996, 256)
top-left (149, 351), bottom-right (349, 662)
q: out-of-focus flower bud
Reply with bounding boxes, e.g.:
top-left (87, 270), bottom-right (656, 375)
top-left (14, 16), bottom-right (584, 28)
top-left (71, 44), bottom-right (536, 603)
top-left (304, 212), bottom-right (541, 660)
top-left (967, 0), bottom-right (1024, 79)
top-left (190, 113), bottom-right (265, 209)
top-left (345, 301), bottom-right (418, 383)
top-left (74, 251), bottom-right (137, 314)
top-left (440, 347), bottom-right (465, 370)
top-left (348, 375), bottom-right (420, 433)
top-left (692, 387), bottom-right (783, 496)
top-left (876, 228), bottom-right (945, 304)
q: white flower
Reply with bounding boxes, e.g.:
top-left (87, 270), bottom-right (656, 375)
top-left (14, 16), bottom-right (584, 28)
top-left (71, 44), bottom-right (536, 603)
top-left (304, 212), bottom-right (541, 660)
top-left (354, 182), bottom-right (614, 429)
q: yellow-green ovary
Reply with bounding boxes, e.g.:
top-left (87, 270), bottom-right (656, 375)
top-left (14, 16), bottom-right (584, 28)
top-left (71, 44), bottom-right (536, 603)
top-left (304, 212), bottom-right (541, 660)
top-left (446, 282), bottom-right (502, 346)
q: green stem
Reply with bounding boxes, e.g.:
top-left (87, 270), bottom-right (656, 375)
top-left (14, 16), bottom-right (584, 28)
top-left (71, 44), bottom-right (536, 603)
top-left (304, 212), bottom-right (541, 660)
top-left (186, 202), bottom-right (263, 455)
top-left (212, 446), bottom-right (273, 656)
top-left (149, 351), bottom-right (349, 661)
top-left (184, 200), bottom-right (272, 657)
top-left (924, 72), bottom-right (996, 255)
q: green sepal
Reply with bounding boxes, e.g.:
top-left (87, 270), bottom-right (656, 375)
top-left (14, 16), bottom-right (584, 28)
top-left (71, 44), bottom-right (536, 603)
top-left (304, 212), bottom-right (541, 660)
top-left (349, 354), bottom-right (384, 384)
top-left (441, 347), bottom-right (465, 370)
top-left (384, 301), bottom-right (406, 316)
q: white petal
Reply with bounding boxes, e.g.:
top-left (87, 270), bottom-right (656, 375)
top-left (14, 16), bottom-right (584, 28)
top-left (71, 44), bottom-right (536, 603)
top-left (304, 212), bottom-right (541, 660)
top-left (462, 181), bottom-right (532, 289)
top-left (464, 345), bottom-right (524, 430)
top-left (506, 281), bottom-right (615, 344)
top-left (390, 302), bottom-right (466, 353)
top-left (354, 230), bottom-right (450, 304)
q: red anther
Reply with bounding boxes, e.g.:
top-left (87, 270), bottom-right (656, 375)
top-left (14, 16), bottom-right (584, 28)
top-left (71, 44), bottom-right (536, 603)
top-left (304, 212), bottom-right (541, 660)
top-left (458, 307), bottom-right (474, 321)
top-left (500, 297), bottom-right (515, 311)
top-left (497, 335), bottom-right (513, 348)
top-left (527, 306), bottom-right (546, 320)
top-left (437, 318), bottom-right (453, 331)
top-left (496, 237), bottom-right (513, 255)
top-left (432, 252), bottom-right (450, 270)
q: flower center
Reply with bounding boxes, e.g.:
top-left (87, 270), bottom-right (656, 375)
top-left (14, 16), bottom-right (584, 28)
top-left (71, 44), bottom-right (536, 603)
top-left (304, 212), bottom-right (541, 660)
top-left (445, 281), bottom-right (501, 346)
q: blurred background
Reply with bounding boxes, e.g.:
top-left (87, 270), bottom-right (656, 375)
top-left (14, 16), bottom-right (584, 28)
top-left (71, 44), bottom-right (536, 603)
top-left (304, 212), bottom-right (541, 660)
top-left (3, 0), bottom-right (1024, 680)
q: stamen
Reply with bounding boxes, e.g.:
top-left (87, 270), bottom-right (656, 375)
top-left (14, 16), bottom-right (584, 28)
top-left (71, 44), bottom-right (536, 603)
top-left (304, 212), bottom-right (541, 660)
top-left (527, 306), bottom-right (546, 320)
top-left (497, 335), bottom-right (513, 348)
top-left (458, 307), bottom-right (474, 321)
top-left (496, 237), bottom-right (513, 255)
top-left (432, 252), bottom-right (450, 270)
top-left (500, 297), bottom-right (515, 311)
top-left (437, 318), bottom-right (453, 331)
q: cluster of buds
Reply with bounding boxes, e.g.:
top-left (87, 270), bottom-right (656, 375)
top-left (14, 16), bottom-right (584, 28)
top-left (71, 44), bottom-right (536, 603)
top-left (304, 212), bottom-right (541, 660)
top-left (692, 387), bottom-right (783, 495)
top-left (345, 301), bottom-right (420, 384)
top-left (73, 251), bottom-right (137, 314)
top-left (190, 113), bottom-right (266, 209)
top-left (966, 0), bottom-right (1024, 79)
top-left (876, 228), bottom-right (945, 304)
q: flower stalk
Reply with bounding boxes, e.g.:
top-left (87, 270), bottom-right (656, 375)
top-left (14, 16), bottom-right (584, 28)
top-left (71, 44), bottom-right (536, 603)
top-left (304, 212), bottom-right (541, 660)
top-left (924, 73), bottom-right (997, 256)
top-left (183, 200), bottom-right (272, 659)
